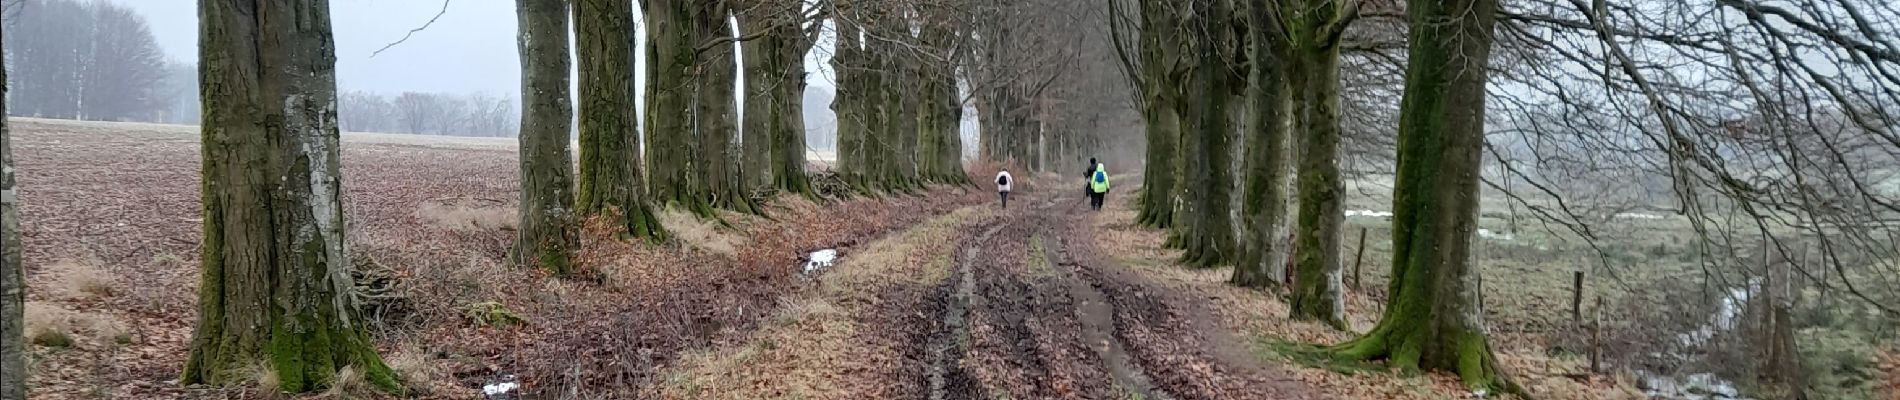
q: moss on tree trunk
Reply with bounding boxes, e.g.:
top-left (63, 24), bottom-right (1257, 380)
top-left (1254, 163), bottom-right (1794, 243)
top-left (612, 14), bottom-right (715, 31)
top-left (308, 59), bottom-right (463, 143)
top-left (831, 14), bottom-right (871, 190)
top-left (1175, 0), bottom-right (1238, 268)
top-left (1331, 0), bottom-right (1515, 392)
top-left (0, 21), bottom-right (23, 400)
top-left (1285, 2), bottom-right (1350, 328)
top-left (1233, 0), bottom-right (1293, 290)
top-left (692, 1), bottom-right (759, 214)
top-left (755, 5), bottom-right (817, 196)
top-left (576, 0), bottom-right (666, 240)
top-left (515, 0), bottom-right (580, 274)
top-left (182, 0), bottom-right (396, 392)
top-left (739, 9), bottom-right (775, 193)
top-left (645, 0), bottom-right (717, 215)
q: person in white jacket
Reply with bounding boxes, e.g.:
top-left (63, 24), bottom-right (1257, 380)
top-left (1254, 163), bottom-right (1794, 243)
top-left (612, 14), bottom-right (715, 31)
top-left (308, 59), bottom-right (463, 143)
top-left (995, 169), bottom-right (1013, 208)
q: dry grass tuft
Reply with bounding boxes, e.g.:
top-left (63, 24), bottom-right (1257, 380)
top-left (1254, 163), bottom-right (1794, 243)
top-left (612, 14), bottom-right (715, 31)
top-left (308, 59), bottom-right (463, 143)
top-left (24, 301), bottom-right (130, 348)
top-left (658, 209), bottom-right (745, 257)
top-left (46, 259), bottom-right (116, 300)
top-left (323, 366), bottom-right (369, 398)
top-left (386, 348), bottom-right (441, 395)
top-left (414, 197), bottom-right (516, 232)
top-left (248, 361), bottom-right (284, 395)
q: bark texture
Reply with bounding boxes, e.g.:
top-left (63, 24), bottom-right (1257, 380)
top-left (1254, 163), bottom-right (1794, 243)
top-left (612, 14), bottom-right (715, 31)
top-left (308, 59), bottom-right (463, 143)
top-left (575, 0), bottom-right (666, 240)
top-left (831, 13), bottom-right (872, 189)
top-left (0, 22), bottom-right (23, 400)
top-left (739, 5), bottom-right (776, 192)
top-left (692, 0), bottom-right (758, 213)
top-left (738, 2), bottom-right (818, 195)
top-left (1332, 0), bottom-right (1515, 392)
top-left (1133, 0), bottom-right (1182, 229)
top-left (1233, 0), bottom-right (1292, 290)
top-left (644, 0), bottom-right (718, 215)
top-left (515, 0), bottom-right (579, 274)
top-left (1176, 0), bottom-right (1238, 268)
top-left (1285, 0), bottom-right (1351, 329)
top-left (182, 0), bottom-right (396, 392)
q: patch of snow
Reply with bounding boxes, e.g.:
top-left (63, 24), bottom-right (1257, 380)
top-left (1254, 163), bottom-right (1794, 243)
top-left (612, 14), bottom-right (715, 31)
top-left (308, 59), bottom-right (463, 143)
top-left (481, 374), bottom-right (520, 399)
top-left (802, 249), bottom-right (839, 275)
top-left (1639, 280), bottom-right (1761, 400)
top-left (1615, 212), bottom-right (1668, 220)
top-left (1344, 209), bottom-right (1393, 218)
top-left (1477, 228), bottom-right (1515, 241)
top-left (1639, 371), bottom-right (1746, 400)
top-left (1678, 279), bottom-right (1758, 347)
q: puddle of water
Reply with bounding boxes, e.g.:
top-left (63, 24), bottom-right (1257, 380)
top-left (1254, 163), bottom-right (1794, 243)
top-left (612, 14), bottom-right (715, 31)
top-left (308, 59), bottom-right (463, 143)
top-left (802, 249), bottom-right (839, 275)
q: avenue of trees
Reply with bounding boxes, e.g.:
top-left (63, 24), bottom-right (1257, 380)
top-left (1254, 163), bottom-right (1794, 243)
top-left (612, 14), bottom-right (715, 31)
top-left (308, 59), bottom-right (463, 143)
top-left (5, 0), bottom-right (1893, 396)
top-left (2, 0), bottom-right (1112, 393)
top-left (1116, 0), bottom-right (1900, 394)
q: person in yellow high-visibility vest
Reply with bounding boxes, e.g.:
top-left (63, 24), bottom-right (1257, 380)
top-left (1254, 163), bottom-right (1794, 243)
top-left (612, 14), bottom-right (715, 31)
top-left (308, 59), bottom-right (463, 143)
top-left (1087, 160), bottom-right (1110, 211)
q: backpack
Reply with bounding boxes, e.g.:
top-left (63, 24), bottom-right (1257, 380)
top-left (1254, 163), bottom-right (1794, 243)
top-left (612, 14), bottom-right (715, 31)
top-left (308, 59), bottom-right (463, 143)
top-left (1092, 170), bottom-right (1106, 184)
top-left (997, 174), bottom-right (1009, 186)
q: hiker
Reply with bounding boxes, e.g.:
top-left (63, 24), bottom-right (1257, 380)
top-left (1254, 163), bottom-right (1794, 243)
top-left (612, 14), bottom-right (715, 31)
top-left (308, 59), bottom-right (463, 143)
top-left (995, 168), bottom-right (1013, 208)
top-left (1088, 160), bottom-right (1110, 211)
top-left (1083, 157), bottom-right (1099, 197)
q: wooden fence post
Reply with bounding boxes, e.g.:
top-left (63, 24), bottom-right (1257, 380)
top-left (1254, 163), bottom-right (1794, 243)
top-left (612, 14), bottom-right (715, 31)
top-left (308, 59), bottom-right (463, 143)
top-left (1351, 227), bottom-right (1368, 290)
top-left (1571, 270), bottom-right (1584, 325)
top-left (1591, 295), bottom-right (1603, 374)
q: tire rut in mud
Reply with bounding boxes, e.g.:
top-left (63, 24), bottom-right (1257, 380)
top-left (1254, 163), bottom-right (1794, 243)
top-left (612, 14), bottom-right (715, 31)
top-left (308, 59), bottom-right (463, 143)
top-left (923, 222), bottom-right (1001, 400)
top-left (1043, 224), bottom-right (1178, 400)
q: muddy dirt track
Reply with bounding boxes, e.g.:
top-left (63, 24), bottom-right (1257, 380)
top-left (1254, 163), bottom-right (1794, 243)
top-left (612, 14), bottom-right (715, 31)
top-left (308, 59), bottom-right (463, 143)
top-left (852, 190), bottom-right (1317, 399)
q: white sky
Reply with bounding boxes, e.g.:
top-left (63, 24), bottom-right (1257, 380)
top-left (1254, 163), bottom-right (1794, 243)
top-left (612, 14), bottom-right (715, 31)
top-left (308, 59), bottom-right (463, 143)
top-left (107, 0), bottom-right (839, 96)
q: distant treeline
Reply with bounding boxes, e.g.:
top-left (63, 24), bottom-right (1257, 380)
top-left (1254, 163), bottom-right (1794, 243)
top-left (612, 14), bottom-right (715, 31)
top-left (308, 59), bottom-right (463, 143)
top-left (339, 91), bottom-right (518, 137)
top-left (1, 0), bottom-right (518, 137)
top-left (3, 0), bottom-right (171, 122)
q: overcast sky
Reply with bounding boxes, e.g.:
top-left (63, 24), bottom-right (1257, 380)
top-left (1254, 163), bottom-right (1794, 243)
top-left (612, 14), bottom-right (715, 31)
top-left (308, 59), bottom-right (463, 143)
top-left (115, 0), bottom-right (523, 95)
top-left (109, 0), bottom-right (839, 96)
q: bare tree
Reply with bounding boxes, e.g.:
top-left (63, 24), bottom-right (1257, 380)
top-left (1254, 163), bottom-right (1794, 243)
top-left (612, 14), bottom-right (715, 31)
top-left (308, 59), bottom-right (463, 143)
top-left (3, 0), bottom-right (166, 121)
top-left (79, 3), bottom-right (166, 121)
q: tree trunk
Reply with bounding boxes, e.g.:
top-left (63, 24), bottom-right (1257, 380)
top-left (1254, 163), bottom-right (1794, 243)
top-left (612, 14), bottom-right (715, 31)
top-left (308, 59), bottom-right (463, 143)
top-left (1135, 0), bottom-right (1181, 229)
top-left (915, 11), bottom-right (963, 184)
top-left (1233, 0), bottom-right (1292, 289)
top-left (1176, 0), bottom-right (1237, 268)
top-left (576, 0), bottom-right (666, 240)
top-left (1286, 0), bottom-right (1349, 328)
top-left (692, 0), bottom-right (757, 213)
top-left (644, 0), bottom-right (715, 215)
top-left (832, 16), bottom-right (870, 189)
top-left (1332, 0), bottom-right (1514, 392)
top-left (516, 0), bottom-right (580, 273)
top-left (182, 0), bottom-right (396, 392)
top-left (0, 21), bottom-right (24, 400)
top-left (739, 7), bottom-right (776, 192)
top-left (770, 28), bottom-right (815, 195)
